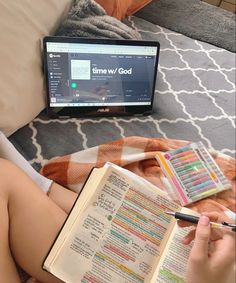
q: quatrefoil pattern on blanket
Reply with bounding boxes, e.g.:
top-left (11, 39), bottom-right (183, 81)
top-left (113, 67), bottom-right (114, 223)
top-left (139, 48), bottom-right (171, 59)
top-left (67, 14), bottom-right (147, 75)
top-left (10, 16), bottom-right (236, 171)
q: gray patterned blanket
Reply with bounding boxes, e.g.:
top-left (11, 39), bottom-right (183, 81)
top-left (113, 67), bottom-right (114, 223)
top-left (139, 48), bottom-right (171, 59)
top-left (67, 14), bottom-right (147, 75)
top-left (10, 16), bottom-right (235, 173)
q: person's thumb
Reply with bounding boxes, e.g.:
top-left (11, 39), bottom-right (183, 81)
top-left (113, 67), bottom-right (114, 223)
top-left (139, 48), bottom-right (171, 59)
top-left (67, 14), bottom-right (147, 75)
top-left (191, 215), bottom-right (210, 261)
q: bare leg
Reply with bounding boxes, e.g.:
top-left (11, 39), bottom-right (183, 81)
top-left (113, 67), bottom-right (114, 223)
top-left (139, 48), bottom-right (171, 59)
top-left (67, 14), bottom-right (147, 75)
top-left (0, 131), bottom-right (53, 193)
top-left (0, 196), bottom-right (21, 282)
top-left (0, 130), bottom-right (78, 214)
top-left (48, 183), bottom-right (78, 214)
top-left (0, 158), bottom-right (70, 283)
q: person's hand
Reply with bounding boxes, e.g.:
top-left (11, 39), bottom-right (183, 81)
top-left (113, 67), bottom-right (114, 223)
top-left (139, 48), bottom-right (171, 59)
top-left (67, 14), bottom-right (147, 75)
top-left (179, 212), bottom-right (235, 283)
top-left (178, 211), bottom-right (224, 244)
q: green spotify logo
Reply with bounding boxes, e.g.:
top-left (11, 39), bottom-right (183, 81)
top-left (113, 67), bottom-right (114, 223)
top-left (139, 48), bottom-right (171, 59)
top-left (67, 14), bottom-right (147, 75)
top-left (71, 82), bottom-right (77, 89)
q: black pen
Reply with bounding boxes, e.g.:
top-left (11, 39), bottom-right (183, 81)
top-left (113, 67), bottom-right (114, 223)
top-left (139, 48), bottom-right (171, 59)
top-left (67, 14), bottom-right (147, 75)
top-left (165, 211), bottom-right (236, 232)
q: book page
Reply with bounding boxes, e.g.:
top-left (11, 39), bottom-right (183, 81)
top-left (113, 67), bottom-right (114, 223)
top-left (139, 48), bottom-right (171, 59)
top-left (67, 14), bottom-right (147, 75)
top-left (43, 167), bottom-right (107, 269)
top-left (150, 207), bottom-right (199, 283)
top-left (45, 163), bottom-right (180, 283)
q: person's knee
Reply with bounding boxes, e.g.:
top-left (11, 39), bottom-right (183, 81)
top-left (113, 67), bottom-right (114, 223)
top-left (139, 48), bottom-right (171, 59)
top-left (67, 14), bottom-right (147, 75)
top-left (0, 158), bottom-right (13, 197)
top-left (0, 158), bottom-right (28, 199)
top-left (0, 158), bottom-right (20, 189)
top-left (0, 158), bottom-right (17, 171)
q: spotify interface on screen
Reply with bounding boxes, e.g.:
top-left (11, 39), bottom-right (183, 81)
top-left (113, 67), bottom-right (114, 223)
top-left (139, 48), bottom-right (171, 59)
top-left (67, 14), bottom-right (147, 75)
top-left (46, 42), bottom-right (158, 107)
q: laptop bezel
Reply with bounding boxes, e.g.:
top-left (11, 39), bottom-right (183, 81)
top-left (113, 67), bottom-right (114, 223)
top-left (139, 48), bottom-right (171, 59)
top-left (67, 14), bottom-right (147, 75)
top-left (43, 36), bottom-right (160, 118)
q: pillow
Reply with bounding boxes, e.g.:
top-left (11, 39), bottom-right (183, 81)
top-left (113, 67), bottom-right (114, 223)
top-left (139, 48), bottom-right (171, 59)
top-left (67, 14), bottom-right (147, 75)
top-left (95, 0), bottom-right (152, 20)
top-left (0, 0), bottom-right (72, 137)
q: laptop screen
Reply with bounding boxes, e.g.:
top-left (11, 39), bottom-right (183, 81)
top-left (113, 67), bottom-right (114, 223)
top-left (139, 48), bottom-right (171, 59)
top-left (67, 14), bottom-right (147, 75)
top-left (43, 37), bottom-right (160, 117)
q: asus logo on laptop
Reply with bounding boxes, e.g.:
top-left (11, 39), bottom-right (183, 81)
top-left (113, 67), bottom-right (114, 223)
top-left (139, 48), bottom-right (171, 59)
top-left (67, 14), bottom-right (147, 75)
top-left (97, 108), bottom-right (110, 113)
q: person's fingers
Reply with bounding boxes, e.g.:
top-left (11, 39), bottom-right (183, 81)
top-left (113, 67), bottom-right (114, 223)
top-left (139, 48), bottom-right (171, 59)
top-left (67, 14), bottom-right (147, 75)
top-left (201, 211), bottom-right (220, 222)
top-left (189, 216), bottom-right (211, 262)
top-left (178, 211), bottom-right (232, 228)
top-left (177, 219), bottom-right (193, 227)
top-left (177, 212), bottom-right (220, 228)
top-left (213, 231), bottom-right (236, 265)
top-left (202, 211), bottom-right (233, 224)
top-left (182, 229), bottom-right (196, 244)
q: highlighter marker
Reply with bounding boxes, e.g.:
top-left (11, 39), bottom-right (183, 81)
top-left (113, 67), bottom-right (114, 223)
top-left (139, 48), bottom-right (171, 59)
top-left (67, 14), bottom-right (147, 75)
top-left (190, 188), bottom-right (219, 201)
top-left (175, 161), bottom-right (203, 173)
top-left (182, 172), bottom-right (209, 184)
top-left (170, 151), bottom-right (195, 162)
top-left (170, 153), bottom-right (197, 164)
top-left (179, 168), bottom-right (206, 181)
top-left (171, 157), bottom-right (199, 168)
top-left (170, 145), bottom-right (192, 156)
top-left (184, 175), bottom-right (211, 188)
top-left (171, 153), bottom-right (197, 163)
top-left (178, 167), bottom-right (201, 177)
top-left (187, 180), bottom-right (216, 193)
top-left (188, 185), bottom-right (217, 198)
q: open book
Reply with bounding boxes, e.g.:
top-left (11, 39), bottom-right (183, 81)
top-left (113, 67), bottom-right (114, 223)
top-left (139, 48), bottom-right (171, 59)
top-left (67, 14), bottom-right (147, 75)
top-left (43, 162), bottom-right (196, 283)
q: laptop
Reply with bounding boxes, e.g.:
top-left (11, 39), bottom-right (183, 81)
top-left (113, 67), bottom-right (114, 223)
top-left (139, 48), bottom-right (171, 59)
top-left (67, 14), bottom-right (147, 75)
top-left (43, 36), bottom-right (160, 118)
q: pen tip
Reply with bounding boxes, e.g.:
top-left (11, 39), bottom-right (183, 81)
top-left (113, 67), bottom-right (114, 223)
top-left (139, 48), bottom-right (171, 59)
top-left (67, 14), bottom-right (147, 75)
top-left (165, 211), bottom-right (174, 216)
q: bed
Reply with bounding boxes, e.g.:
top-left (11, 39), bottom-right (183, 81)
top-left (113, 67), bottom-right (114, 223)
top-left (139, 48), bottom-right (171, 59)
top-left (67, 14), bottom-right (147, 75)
top-left (1, 1), bottom-right (235, 282)
top-left (9, 15), bottom-right (235, 170)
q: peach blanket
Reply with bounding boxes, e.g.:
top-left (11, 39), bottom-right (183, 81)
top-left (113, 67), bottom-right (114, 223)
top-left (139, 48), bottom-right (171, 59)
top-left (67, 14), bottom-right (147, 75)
top-left (41, 136), bottom-right (236, 214)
